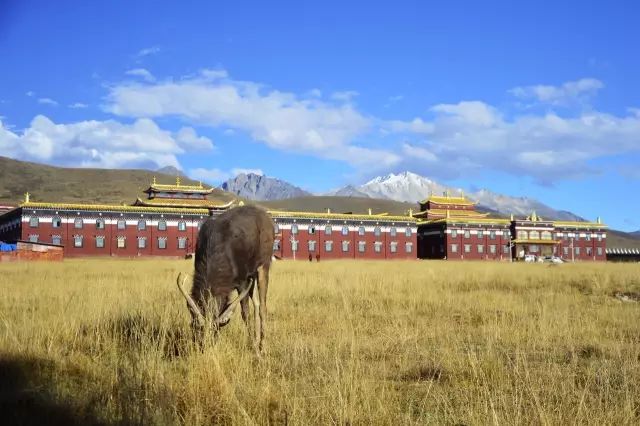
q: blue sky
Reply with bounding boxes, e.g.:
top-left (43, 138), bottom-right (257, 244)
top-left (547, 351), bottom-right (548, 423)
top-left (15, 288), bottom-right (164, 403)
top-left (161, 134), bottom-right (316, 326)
top-left (1, 0), bottom-right (639, 230)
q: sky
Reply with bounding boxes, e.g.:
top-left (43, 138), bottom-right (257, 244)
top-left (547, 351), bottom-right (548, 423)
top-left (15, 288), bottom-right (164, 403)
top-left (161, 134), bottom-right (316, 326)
top-left (0, 0), bottom-right (639, 231)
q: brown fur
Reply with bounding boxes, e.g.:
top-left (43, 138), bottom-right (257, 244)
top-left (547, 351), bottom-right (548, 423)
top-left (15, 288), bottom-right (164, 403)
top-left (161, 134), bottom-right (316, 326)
top-left (188, 205), bottom-right (274, 351)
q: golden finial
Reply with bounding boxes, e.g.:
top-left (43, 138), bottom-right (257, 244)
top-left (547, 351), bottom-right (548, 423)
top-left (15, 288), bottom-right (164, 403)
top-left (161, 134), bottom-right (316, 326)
top-left (24, 192), bottom-right (30, 203)
top-left (531, 211), bottom-right (538, 222)
top-left (238, 200), bottom-right (245, 206)
top-left (445, 189), bottom-right (450, 198)
top-left (510, 213), bottom-right (514, 221)
top-left (198, 181), bottom-right (203, 188)
top-left (176, 176), bottom-right (181, 186)
top-left (152, 176), bottom-right (157, 185)
top-left (596, 216), bottom-right (602, 224)
top-left (327, 208), bottom-right (331, 214)
top-left (368, 208), bottom-right (372, 216)
top-left (408, 208), bottom-right (413, 217)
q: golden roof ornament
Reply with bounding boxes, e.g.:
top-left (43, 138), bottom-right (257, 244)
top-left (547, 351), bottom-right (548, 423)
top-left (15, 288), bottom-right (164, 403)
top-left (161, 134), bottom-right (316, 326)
top-left (368, 208), bottom-right (372, 216)
top-left (152, 176), bottom-right (157, 185)
top-left (408, 208), bottom-right (413, 217)
top-left (238, 200), bottom-right (245, 206)
top-left (24, 192), bottom-right (30, 203)
top-left (531, 211), bottom-right (538, 222)
top-left (596, 216), bottom-right (602, 224)
top-left (198, 181), bottom-right (203, 188)
top-left (510, 213), bottom-right (514, 221)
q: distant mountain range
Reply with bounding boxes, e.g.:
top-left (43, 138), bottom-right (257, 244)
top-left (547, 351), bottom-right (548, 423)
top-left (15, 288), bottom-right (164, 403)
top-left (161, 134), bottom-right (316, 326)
top-left (328, 172), bottom-right (585, 221)
top-left (219, 170), bottom-right (584, 221)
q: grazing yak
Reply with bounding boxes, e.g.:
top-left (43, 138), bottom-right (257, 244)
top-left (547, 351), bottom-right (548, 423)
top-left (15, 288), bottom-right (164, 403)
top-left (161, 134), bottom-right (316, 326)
top-left (177, 205), bottom-right (274, 353)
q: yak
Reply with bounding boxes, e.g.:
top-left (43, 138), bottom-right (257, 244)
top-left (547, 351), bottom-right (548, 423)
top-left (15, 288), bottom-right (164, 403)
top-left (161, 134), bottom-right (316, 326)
top-left (177, 205), bottom-right (274, 353)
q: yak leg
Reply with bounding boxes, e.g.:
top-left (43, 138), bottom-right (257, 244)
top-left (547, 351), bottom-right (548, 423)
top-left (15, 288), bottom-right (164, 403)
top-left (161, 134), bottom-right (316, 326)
top-left (255, 264), bottom-right (269, 352)
top-left (252, 272), bottom-right (262, 354)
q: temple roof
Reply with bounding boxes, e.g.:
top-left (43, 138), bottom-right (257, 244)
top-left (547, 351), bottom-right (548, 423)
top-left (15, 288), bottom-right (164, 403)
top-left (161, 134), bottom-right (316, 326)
top-left (20, 200), bottom-right (210, 215)
top-left (144, 176), bottom-right (214, 194)
top-left (419, 194), bottom-right (477, 206)
top-left (133, 198), bottom-right (233, 209)
top-left (421, 217), bottom-right (511, 225)
top-left (268, 210), bottom-right (417, 222)
top-left (413, 209), bottom-right (489, 218)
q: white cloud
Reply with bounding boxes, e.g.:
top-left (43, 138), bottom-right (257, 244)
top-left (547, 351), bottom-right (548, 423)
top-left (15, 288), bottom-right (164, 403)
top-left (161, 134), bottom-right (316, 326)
top-left (189, 167), bottom-right (265, 184)
top-left (189, 167), bottom-right (229, 183)
top-left (308, 88), bottom-right (322, 98)
top-left (398, 100), bottom-right (640, 183)
top-left (69, 102), bottom-right (88, 109)
top-left (175, 127), bottom-right (214, 151)
top-left (330, 90), bottom-right (359, 103)
top-left (125, 68), bottom-right (156, 82)
top-left (386, 117), bottom-right (434, 134)
top-left (102, 73), bottom-right (640, 184)
top-left (106, 71), bottom-right (396, 170)
top-left (231, 168), bottom-right (264, 176)
top-left (37, 97), bottom-right (58, 106)
top-left (25, 91), bottom-right (35, 97)
top-left (0, 115), bottom-right (212, 170)
top-left (136, 46), bottom-right (160, 58)
top-left (509, 78), bottom-right (604, 106)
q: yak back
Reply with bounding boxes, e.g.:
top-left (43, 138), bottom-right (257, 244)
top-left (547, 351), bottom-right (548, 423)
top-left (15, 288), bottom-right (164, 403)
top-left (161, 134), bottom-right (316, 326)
top-left (192, 205), bottom-right (274, 299)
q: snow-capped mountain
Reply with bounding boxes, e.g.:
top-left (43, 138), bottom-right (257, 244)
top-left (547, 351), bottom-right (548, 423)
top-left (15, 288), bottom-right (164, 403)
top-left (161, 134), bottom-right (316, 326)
top-left (333, 171), bottom-right (584, 221)
top-left (220, 173), bottom-right (311, 200)
top-left (357, 171), bottom-right (463, 202)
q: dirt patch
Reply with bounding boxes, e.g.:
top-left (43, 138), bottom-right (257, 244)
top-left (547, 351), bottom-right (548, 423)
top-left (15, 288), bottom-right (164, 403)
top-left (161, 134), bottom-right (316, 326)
top-left (612, 291), bottom-right (640, 303)
top-left (399, 364), bottom-right (449, 383)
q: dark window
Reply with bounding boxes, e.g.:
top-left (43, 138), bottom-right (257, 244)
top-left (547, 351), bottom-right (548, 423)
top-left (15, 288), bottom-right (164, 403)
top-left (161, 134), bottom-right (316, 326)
top-left (52, 236), bottom-right (61, 245)
top-left (52, 217), bottom-right (62, 228)
top-left (138, 220), bottom-right (147, 231)
top-left (96, 236), bottom-right (105, 248)
top-left (74, 235), bottom-right (83, 248)
top-left (158, 220), bottom-right (167, 231)
top-left (29, 217), bottom-right (39, 227)
top-left (117, 220), bottom-right (126, 230)
top-left (158, 238), bottom-right (167, 249)
top-left (374, 227), bottom-right (381, 237)
top-left (342, 226), bottom-right (349, 236)
top-left (178, 221), bottom-right (187, 231)
top-left (390, 227), bottom-right (397, 237)
top-left (74, 218), bottom-right (83, 229)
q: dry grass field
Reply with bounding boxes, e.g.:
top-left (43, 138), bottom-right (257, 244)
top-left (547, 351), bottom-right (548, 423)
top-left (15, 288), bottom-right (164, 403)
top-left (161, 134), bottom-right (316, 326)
top-left (0, 259), bottom-right (639, 425)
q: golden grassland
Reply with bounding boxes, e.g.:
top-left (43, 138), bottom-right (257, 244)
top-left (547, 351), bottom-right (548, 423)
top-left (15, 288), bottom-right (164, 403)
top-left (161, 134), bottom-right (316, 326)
top-left (0, 259), bottom-right (639, 425)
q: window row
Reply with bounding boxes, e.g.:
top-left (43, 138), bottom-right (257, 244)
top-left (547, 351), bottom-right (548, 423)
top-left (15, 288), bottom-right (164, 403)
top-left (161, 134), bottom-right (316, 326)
top-left (561, 247), bottom-right (602, 256)
top-left (558, 232), bottom-right (602, 242)
top-left (281, 239), bottom-right (413, 254)
top-left (450, 229), bottom-right (509, 239)
top-left (30, 217), bottom-right (193, 231)
top-left (284, 224), bottom-right (413, 237)
top-left (450, 244), bottom-right (511, 255)
top-left (515, 230), bottom-right (553, 240)
top-left (30, 235), bottom-right (189, 249)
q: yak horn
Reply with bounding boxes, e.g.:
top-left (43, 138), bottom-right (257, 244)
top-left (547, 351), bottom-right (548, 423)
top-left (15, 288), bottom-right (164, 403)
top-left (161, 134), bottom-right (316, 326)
top-left (176, 273), bottom-right (206, 327)
top-left (215, 283), bottom-right (253, 326)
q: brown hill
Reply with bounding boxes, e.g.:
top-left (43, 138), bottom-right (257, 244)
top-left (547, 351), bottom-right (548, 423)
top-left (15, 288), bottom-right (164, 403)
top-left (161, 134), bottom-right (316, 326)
top-left (0, 156), bottom-right (235, 206)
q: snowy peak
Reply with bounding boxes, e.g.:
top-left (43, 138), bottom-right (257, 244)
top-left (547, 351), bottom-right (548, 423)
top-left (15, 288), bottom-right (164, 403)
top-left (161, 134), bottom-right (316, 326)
top-left (359, 171), bottom-right (458, 203)
top-left (332, 171), bottom-right (583, 221)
